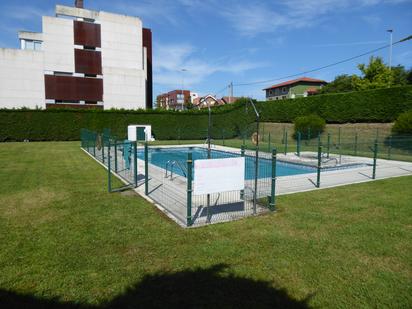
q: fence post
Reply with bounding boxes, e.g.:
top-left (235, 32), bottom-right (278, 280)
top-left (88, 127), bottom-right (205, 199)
top-left (261, 124), bottom-right (265, 142)
top-left (186, 152), bottom-right (193, 226)
top-left (269, 148), bottom-right (277, 211)
top-left (114, 141), bottom-right (118, 173)
top-left (178, 128), bottom-right (181, 145)
top-left (284, 130), bottom-right (288, 155)
top-left (108, 142), bottom-right (112, 192)
top-left (316, 144), bottom-right (322, 188)
top-left (327, 133), bottom-right (330, 158)
top-left (93, 133), bottom-right (96, 157)
top-left (372, 140), bottom-right (378, 179)
top-left (243, 130), bottom-right (246, 147)
top-left (268, 132), bottom-right (271, 153)
top-left (338, 127), bottom-right (341, 149)
top-left (297, 131), bottom-right (301, 156)
top-left (338, 127), bottom-right (342, 164)
top-left (222, 129), bottom-right (225, 146)
top-left (282, 127), bottom-right (286, 144)
top-left (307, 127), bottom-right (311, 145)
top-left (240, 146), bottom-right (245, 200)
top-left (144, 142), bottom-right (149, 195)
top-left (133, 142), bottom-right (138, 187)
top-left (354, 132), bottom-right (358, 156)
top-left (388, 135), bottom-right (392, 160)
top-left (102, 136), bottom-right (105, 164)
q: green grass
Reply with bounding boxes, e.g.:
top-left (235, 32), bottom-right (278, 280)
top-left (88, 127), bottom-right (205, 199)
top-left (1, 142), bottom-right (412, 308)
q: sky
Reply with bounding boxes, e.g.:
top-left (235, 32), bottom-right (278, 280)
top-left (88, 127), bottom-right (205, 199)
top-left (0, 0), bottom-right (411, 101)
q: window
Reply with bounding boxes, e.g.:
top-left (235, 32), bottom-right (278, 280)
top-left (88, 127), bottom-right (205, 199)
top-left (282, 87), bottom-right (287, 93)
top-left (22, 39), bottom-right (42, 51)
top-left (275, 89), bottom-right (279, 95)
top-left (282, 96), bottom-right (286, 99)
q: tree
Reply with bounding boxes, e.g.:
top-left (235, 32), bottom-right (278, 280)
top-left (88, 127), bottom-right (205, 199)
top-left (319, 74), bottom-right (355, 94)
top-left (351, 56), bottom-right (394, 90)
top-left (407, 68), bottom-right (412, 84)
top-left (392, 65), bottom-right (410, 85)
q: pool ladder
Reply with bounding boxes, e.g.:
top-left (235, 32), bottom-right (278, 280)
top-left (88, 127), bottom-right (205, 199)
top-left (165, 160), bottom-right (187, 180)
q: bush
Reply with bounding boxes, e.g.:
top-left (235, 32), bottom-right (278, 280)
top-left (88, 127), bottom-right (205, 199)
top-left (392, 110), bottom-right (412, 135)
top-left (293, 115), bottom-right (326, 140)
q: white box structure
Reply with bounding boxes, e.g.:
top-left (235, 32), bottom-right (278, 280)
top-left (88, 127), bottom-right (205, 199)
top-left (127, 125), bottom-right (153, 142)
top-left (194, 157), bottom-right (245, 195)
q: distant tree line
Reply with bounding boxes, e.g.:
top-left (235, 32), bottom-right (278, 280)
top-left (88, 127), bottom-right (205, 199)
top-left (320, 56), bottom-right (412, 94)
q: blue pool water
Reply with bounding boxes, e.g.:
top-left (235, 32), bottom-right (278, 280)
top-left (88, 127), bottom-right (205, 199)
top-left (137, 147), bottom-right (316, 179)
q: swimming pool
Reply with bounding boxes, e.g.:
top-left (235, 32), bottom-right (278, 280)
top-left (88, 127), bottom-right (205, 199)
top-left (137, 147), bottom-right (317, 179)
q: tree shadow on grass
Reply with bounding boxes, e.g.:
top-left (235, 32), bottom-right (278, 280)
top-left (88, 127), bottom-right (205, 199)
top-left (1, 264), bottom-right (312, 309)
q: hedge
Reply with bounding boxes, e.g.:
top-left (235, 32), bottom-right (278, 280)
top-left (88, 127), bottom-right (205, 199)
top-left (0, 105), bottom-right (251, 141)
top-left (1, 86), bottom-right (411, 141)
top-left (258, 85), bottom-right (412, 123)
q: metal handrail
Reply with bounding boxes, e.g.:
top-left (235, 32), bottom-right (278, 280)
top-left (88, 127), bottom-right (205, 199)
top-left (165, 160), bottom-right (187, 179)
top-left (174, 160), bottom-right (187, 177)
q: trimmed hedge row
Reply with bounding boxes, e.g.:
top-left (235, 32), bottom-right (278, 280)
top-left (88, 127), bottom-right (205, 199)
top-left (0, 106), bottom-right (250, 141)
top-left (1, 86), bottom-right (411, 141)
top-left (258, 86), bottom-right (412, 123)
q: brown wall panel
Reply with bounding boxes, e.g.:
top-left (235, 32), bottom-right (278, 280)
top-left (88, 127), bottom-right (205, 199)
top-left (75, 49), bottom-right (102, 75)
top-left (45, 75), bottom-right (103, 101)
top-left (74, 21), bottom-right (101, 47)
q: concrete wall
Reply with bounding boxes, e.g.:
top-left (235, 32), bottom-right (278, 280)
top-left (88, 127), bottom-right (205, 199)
top-left (99, 12), bottom-right (146, 110)
top-left (42, 16), bottom-right (74, 73)
top-left (0, 48), bottom-right (45, 109)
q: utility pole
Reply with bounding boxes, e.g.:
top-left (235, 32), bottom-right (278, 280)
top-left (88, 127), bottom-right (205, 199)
top-left (387, 29), bottom-right (393, 70)
top-left (229, 82), bottom-right (233, 103)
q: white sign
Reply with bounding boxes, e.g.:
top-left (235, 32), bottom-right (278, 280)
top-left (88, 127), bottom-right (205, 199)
top-left (194, 157), bottom-right (245, 195)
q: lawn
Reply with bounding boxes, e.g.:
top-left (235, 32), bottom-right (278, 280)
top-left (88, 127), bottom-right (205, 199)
top-left (1, 141), bottom-right (411, 308)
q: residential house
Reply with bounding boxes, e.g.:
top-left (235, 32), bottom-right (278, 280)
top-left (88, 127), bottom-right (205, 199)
top-left (263, 77), bottom-right (327, 101)
top-left (193, 95), bottom-right (240, 109)
top-left (156, 90), bottom-right (191, 110)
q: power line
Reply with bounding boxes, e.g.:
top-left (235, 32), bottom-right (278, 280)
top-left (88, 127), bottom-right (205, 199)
top-left (233, 35), bottom-right (412, 87)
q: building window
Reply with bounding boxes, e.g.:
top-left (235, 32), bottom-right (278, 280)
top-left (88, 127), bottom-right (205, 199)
top-left (282, 87), bottom-right (287, 93)
top-left (22, 39), bottom-right (42, 51)
top-left (275, 89), bottom-right (279, 95)
top-left (282, 96), bottom-right (287, 99)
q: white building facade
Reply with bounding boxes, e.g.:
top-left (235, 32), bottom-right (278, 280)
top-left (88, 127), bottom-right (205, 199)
top-left (0, 1), bottom-right (152, 110)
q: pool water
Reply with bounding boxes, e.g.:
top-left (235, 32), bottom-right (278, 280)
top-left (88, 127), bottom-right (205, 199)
top-left (137, 147), bottom-right (316, 179)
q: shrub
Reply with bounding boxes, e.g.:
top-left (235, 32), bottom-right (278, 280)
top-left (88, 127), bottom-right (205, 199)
top-left (293, 115), bottom-right (326, 140)
top-left (392, 110), bottom-right (412, 135)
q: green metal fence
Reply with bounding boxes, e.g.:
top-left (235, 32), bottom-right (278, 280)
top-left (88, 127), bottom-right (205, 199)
top-left (81, 125), bottom-right (412, 228)
top-left (81, 128), bottom-right (278, 227)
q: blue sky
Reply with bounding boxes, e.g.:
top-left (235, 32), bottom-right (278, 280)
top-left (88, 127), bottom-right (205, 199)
top-left (0, 0), bottom-right (411, 100)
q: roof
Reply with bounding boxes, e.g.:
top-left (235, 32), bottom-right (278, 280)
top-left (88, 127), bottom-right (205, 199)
top-left (263, 77), bottom-right (327, 90)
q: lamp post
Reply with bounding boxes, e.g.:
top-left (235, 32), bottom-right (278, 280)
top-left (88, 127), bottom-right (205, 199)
top-left (181, 68), bottom-right (187, 110)
top-left (245, 98), bottom-right (260, 215)
top-left (387, 29), bottom-right (393, 70)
